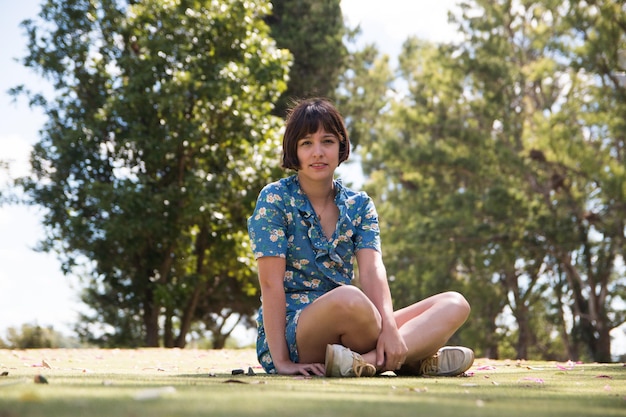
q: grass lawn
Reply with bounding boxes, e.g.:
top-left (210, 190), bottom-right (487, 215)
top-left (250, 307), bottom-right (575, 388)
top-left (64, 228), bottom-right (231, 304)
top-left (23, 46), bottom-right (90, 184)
top-left (0, 348), bottom-right (624, 417)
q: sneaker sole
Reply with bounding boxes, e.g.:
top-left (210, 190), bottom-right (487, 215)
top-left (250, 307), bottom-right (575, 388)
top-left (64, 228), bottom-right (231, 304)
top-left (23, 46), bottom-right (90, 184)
top-left (324, 344), bottom-right (334, 377)
top-left (440, 348), bottom-right (475, 376)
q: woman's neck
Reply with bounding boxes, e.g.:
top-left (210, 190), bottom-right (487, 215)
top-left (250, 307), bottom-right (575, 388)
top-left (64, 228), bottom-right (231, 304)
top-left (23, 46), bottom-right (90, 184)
top-left (297, 174), bottom-right (335, 203)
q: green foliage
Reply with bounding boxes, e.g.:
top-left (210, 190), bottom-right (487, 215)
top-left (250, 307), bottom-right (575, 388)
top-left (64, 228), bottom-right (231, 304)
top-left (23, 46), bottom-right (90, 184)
top-left (354, 0), bottom-right (626, 362)
top-left (12, 0), bottom-right (291, 347)
top-left (266, 0), bottom-right (347, 117)
top-left (336, 40), bottom-right (394, 148)
top-left (1, 323), bottom-right (79, 349)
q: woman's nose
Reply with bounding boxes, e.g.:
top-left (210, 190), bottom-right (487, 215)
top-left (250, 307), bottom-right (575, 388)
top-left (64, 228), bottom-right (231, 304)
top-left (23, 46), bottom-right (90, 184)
top-left (312, 141), bottom-right (323, 156)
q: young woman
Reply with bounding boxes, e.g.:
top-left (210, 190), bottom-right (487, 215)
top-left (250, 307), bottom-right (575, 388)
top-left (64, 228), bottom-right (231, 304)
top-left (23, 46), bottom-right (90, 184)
top-left (247, 98), bottom-right (474, 377)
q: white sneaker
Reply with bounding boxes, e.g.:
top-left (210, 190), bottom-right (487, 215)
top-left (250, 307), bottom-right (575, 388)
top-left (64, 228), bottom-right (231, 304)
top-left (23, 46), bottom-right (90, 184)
top-left (418, 346), bottom-right (474, 376)
top-left (324, 344), bottom-right (377, 377)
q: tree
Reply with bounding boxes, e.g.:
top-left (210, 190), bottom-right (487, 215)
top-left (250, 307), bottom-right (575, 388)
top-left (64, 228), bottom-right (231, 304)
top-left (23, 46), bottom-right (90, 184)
top-left (462, 0), bottom-right (626, 362)
top-left (2, 323), bottom-right (78, 349)
top-left (357, 0), bottom-right (626, 361)
top-left (553, 0), bottom-right (626, 361)
top-left (265, 0), bottom-right (347, 117)
top-left (12, 0), bottom-right (291, 347)
top-left (357, 37), bottom-right (491, 352)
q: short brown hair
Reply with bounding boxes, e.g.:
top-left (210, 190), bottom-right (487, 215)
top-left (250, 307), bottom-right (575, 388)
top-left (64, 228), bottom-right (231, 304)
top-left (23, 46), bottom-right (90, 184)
top-left (281, 98), bottom-right (350, 170)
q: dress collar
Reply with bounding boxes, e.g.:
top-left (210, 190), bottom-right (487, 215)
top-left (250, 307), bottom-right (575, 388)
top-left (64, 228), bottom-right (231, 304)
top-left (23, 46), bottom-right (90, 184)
top-left (291, 174), bottom-right (345, 214)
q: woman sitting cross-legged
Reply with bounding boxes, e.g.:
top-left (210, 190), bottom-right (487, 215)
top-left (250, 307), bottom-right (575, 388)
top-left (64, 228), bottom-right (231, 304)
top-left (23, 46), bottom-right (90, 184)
top-left (247, 98), bottom-right (474, 377)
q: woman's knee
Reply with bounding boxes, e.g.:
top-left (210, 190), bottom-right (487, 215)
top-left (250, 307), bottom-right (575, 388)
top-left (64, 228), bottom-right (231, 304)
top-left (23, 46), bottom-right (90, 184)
top-left (329, 286), bottom-right (381, 323)
top-left (442, 291), bottom-right (471, 320)
top-left (327, 286), bottom-right (380, 351)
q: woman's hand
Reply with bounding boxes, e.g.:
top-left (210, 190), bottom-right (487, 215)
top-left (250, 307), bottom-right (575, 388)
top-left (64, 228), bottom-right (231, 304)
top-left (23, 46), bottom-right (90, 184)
top-left (376, 325), bottom-right (408, 372)
top-left (274, 360), bottom-right (326, 376)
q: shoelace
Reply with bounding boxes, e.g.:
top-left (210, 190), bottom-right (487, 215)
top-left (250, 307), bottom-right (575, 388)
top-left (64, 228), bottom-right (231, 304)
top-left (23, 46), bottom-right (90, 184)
top-left (353, 356), bottom-right (376, 377)
top-left (418, 352), bottom-right (440, 375)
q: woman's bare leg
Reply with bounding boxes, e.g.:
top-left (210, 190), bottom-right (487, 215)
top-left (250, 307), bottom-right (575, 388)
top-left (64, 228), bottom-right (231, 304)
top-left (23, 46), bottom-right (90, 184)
top-left (296, 285), bottom-right (382, 364)
top-left (397, 291), bottom-right (470, 361)
top-left (359, 291), bottom-right (471, 366)
top-left (296, 286), bottom-right (470, 371)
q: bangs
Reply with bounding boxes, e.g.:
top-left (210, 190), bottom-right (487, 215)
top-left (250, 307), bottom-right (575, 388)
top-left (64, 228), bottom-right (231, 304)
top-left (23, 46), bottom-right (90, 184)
top-left (292, 102), bottom-right (344, 140)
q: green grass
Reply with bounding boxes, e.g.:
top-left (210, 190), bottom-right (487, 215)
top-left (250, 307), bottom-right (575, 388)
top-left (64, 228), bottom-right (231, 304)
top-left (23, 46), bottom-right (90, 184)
top-left (1, 349), bottom-right (624, 416)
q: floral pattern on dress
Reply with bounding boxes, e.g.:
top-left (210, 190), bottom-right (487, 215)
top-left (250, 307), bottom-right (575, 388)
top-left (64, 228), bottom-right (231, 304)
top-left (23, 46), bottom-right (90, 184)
top-left (247, 175), bottom-right (381, 373)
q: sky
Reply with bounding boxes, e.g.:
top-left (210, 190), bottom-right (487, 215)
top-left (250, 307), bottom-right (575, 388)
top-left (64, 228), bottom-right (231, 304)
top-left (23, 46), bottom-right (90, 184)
top-left (1, 0), bottom-right (623, 355)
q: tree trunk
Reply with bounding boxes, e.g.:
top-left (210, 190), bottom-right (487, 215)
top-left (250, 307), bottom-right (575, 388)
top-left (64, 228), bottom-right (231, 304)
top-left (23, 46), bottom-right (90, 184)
top-left (515, 312), bottom-right (531, 360)
top-left (164, 307), bottom-right (174, 348)
top-left (143, 286), bottom-right (160, 347)
top-left (592, 322), bottom-right (612, 362)
top-left (207, 312), bottom-right (241, 349)
top-left (483, 317), bottom-right (500, 359)
top-left (174, 284), bottom-right (203, 348)
top-left (174, 226), bottom-right (209, 348)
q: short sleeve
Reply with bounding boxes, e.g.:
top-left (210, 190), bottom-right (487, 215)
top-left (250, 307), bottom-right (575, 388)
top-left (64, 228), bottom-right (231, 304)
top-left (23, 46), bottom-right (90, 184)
top-left (353, 193), bottom-right (381, 253)
top-left (247, 185), bottom-right (289, 259)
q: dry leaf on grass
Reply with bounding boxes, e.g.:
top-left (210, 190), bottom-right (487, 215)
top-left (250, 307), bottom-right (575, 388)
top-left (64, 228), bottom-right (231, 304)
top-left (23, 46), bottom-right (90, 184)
top-left (34, 375), bottom-right (48, 384)
top-left (223, 379), bottom-right (248, 384)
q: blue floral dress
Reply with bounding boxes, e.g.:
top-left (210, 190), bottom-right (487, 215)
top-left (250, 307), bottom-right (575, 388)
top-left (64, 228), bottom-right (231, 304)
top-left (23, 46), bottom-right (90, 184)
top-left (247, 174), bottom-right (381, 373)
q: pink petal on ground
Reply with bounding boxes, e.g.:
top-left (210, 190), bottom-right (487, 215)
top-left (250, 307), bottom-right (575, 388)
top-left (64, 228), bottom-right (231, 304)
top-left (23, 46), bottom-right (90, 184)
top-left (521, 377), bottom-right (544, 384)
top-left (476, 365), bottom-right (496, 371)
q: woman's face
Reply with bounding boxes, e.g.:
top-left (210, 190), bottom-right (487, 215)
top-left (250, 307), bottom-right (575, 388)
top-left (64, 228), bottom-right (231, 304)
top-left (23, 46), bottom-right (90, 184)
top-left (296, 127), bottom-right (340, 182)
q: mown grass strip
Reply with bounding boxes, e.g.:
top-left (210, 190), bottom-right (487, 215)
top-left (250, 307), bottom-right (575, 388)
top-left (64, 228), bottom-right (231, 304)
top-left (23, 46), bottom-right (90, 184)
top-left (1, 349), bottom-right (624, 417)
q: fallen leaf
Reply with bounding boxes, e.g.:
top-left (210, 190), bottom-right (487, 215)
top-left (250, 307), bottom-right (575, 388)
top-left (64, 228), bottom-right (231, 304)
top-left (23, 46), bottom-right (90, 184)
top-left (520, 377), bottom-right (544, 384)
top-left (34, 375), bottom-right (48, 384)
top-left (222, 379), bottom-right (248, 384)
